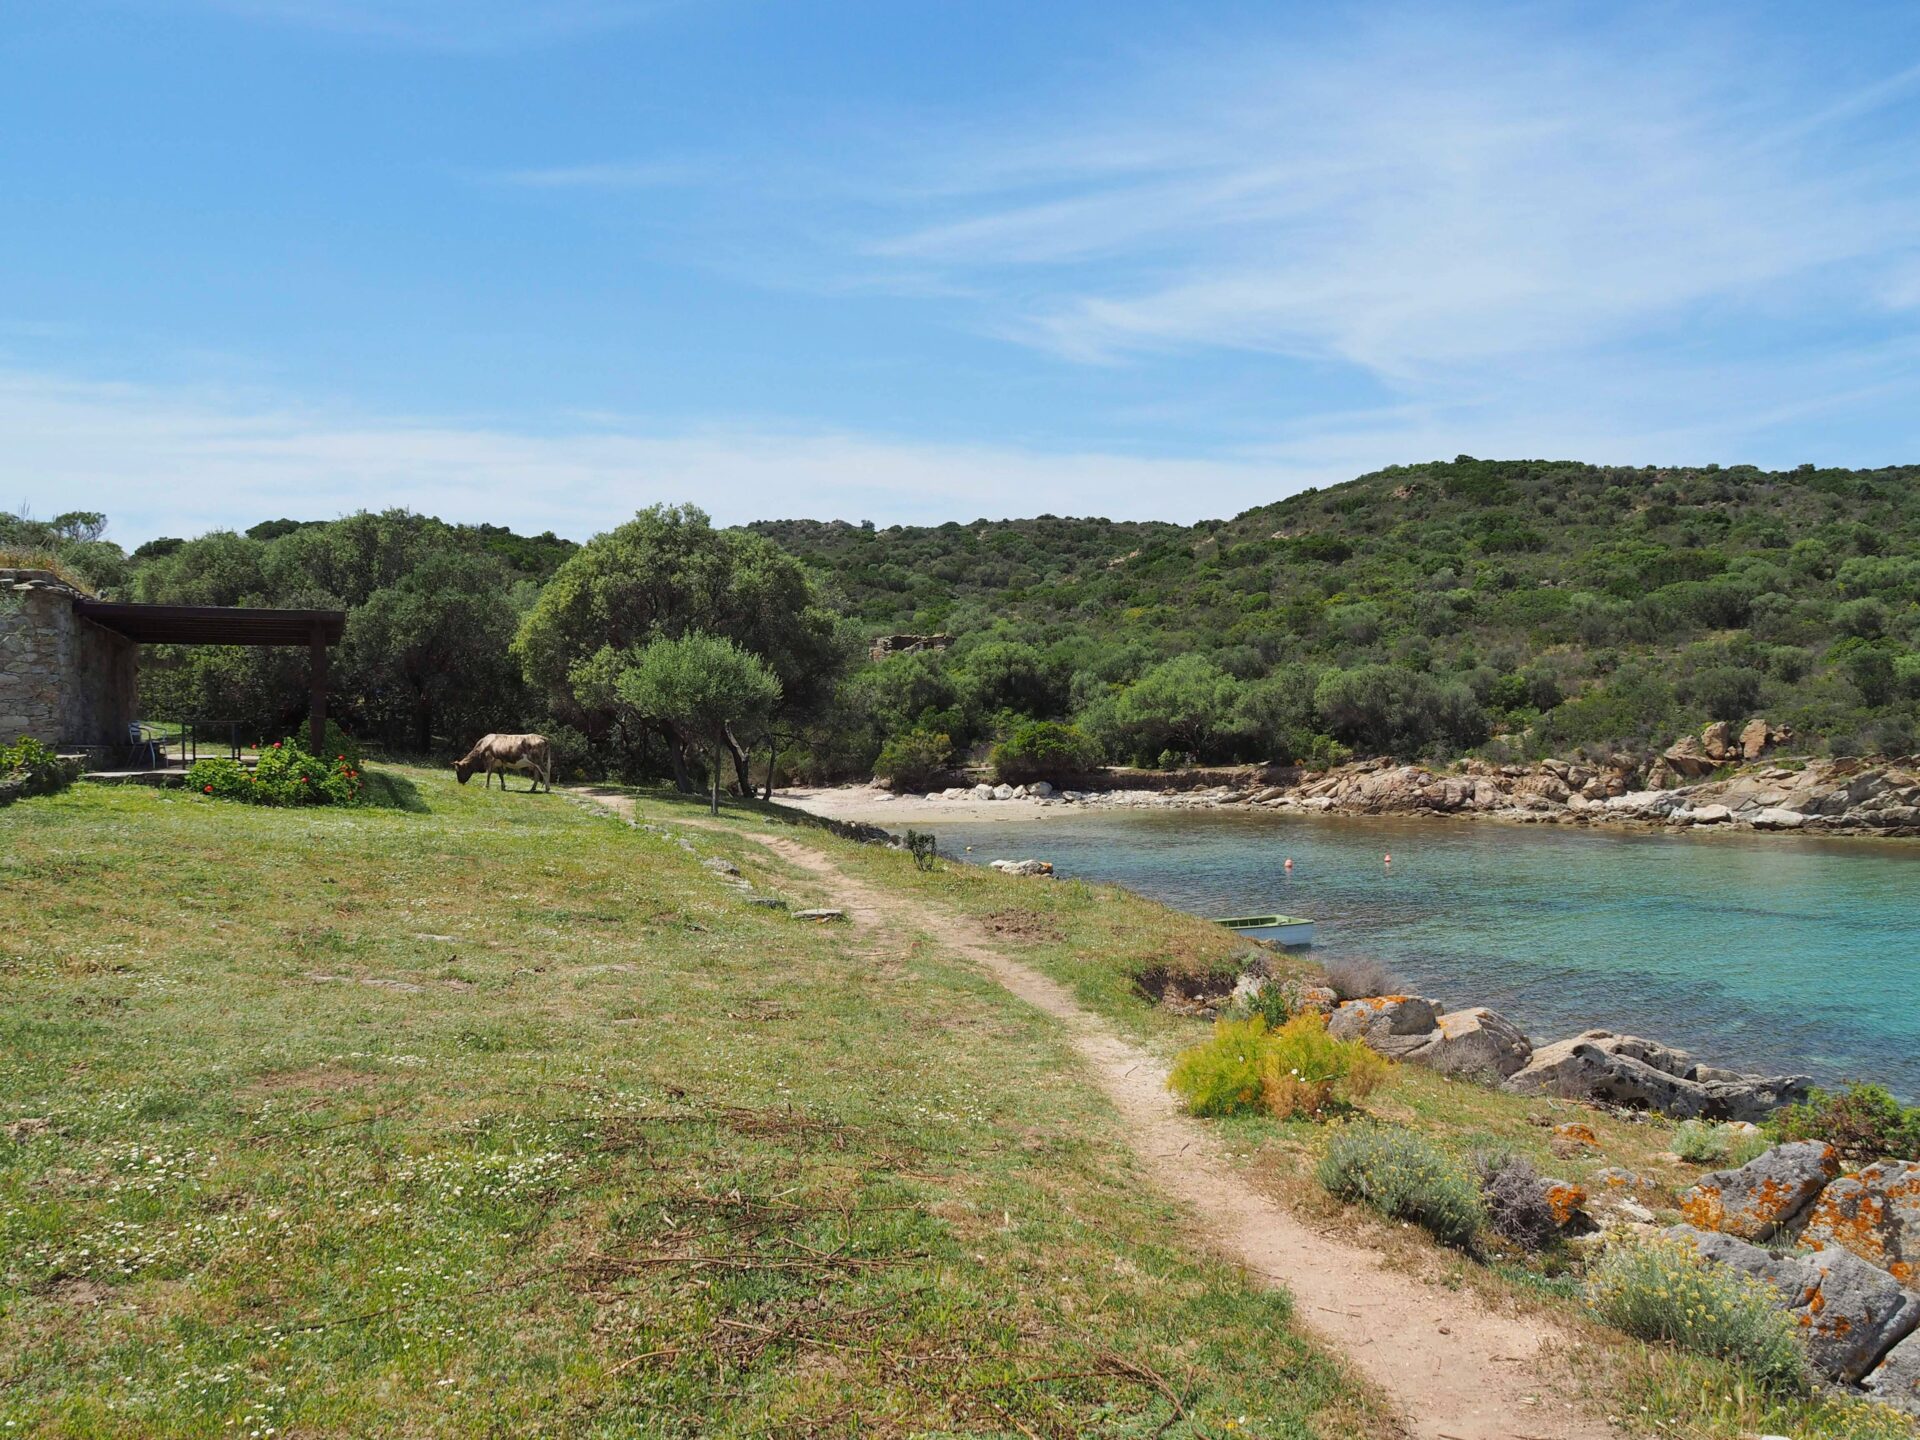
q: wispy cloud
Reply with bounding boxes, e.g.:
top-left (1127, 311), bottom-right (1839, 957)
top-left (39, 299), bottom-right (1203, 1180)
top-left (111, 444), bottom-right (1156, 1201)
top-left (198, 0), bottom-right (665, 51)
top-left (869, 8), bottom-right (1920, 378)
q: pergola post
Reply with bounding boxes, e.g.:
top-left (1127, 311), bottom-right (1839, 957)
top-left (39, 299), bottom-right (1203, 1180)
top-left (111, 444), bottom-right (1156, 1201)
top-left (310, 622), bottom-right (328, 755)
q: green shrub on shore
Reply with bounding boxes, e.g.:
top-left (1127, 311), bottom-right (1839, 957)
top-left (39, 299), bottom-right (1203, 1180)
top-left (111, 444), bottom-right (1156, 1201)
top-left (188, 736), bottom-right (363, 807)
top-left (1316, 1124), bottom-right (1483, 1249)
top-left (1168, 1013), bottom-right (1387, 1121)
top-left (874, 728), bottom-right (951, 792)
top-left (1260, 1011), bottom-right (1389, 1119)
top-left (1769, 1083), bottom-right (1920, 1162)
top-left (1672, 1120), bottom-right (1773, 1168)
top-left (991, 720), bottom-right (1102, 783)
top-left (1584, 1234), bottom-right (1808, 1393)
top-left (1167, 1016), bottom-right (1268, 1117)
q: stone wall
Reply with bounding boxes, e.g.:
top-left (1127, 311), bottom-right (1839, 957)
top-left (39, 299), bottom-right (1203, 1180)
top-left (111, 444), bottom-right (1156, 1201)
top-left (0, 570), bottom-right (137, 751)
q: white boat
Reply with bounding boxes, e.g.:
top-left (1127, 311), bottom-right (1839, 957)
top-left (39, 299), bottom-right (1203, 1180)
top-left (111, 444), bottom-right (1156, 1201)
top-left (1213, 913), bottom-right (1315, 946)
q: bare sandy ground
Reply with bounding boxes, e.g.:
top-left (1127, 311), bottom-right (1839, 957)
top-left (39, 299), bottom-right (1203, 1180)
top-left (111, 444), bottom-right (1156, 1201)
top-left (776, 783), bottom-right (1073, 824)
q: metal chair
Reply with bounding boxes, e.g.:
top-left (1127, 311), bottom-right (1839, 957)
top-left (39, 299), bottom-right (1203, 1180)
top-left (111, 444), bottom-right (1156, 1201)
top-left (128, 722), bottom-right (161, 770)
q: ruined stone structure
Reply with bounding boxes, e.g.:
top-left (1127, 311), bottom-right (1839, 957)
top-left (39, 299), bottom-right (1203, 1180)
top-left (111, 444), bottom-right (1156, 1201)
top-left (0, 569), bottom-right (137, 751)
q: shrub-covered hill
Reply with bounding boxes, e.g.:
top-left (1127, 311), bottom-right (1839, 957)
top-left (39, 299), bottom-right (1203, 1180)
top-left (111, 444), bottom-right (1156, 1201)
top-left (752, 458), bottom-right (1920, 772)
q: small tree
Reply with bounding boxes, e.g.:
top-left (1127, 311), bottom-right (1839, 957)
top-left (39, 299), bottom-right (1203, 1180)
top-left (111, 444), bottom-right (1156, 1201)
top-left (617, 634), bottom-right (781, 814)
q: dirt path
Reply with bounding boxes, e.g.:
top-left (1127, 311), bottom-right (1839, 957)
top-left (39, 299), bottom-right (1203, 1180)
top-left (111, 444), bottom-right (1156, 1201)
top-left (581, 791), bottom-right (1616, 1439)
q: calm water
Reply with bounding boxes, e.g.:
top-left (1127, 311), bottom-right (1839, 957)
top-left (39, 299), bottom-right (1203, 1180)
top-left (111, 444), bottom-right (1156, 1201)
top-left (932, 810), bottom-right (1920, 1099)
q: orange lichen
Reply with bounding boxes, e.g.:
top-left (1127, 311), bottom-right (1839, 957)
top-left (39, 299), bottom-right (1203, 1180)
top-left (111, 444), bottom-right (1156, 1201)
top-left (1544, 1182), bottom-right (1589, 1228)
top-left (1681, 1182), bottom-right (1725, 1231)
top-left (1553, 1122), bottom-right (1599, 1149)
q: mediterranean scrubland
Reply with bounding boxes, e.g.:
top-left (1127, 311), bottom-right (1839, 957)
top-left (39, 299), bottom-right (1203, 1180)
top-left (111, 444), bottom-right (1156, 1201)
top-left (11, 455), bottom-right (1920, 789)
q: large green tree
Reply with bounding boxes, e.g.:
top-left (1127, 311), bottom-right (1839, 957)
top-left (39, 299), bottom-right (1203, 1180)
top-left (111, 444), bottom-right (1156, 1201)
top-left (345, 550), bottom-right (530, 752)
top-left (514, 504), bottom-right (842, 787)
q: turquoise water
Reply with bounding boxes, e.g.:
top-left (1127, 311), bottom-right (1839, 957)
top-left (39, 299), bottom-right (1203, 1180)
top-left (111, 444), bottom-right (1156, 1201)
top-left (933, 810), bottom-right (1920, 1099)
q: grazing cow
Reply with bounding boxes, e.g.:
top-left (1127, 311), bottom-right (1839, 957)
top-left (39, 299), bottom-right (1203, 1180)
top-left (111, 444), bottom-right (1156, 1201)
top-left (454, 733), bottom-right (553, 793)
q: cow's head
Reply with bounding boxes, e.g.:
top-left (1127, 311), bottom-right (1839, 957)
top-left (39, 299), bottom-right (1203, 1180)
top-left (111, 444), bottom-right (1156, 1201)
top-left (453, 757), bottom-right (475, 785)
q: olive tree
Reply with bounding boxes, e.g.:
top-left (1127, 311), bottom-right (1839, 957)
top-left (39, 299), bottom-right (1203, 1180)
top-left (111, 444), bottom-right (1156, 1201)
top-left (616, 634), bottom-right (781, 814)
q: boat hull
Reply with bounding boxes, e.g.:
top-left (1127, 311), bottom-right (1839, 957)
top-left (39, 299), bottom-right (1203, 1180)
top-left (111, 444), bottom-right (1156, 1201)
top-left (1213, 915), bottom-right (1315, 947)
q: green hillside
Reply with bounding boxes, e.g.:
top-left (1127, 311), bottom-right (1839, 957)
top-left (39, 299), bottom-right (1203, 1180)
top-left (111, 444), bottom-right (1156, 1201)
top-left (754, 458), bottom-right (1920, 774)
top-left (10, 456), bottom-right (1920, 784)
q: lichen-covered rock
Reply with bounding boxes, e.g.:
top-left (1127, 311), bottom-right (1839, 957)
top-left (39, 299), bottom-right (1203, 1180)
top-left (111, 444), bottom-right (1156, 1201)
top-left (1285, 982), bottom-right (1338, 1017)
top-left (1502, 1029), bottom-right (1810, 1121)
top-left (1866, 1330), bottom-right (1920, 1416)
top-left (1550, 1122), bottom-right (1602, 1160)
top-left (1325, 995), bottom-right (1442, 1058)
top-left (1670, 1224), bottom-right (1920, 1383)
top-left (1543, 1179), bottom-right (1591, 1231)
top-left (1801, 1159), bottom-right (1920, 1290)
top-left (1400, 1005), bottom-right (1532, 1079)
top-left (1680, 1141), bottom-right (1839, 1241)
top-left (1592, 1166), bottom-right (1657, 1196)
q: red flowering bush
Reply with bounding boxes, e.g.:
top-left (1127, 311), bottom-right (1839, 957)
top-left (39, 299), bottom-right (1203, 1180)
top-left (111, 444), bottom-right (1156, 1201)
top-left (188, 736), bottom-right (363, 807)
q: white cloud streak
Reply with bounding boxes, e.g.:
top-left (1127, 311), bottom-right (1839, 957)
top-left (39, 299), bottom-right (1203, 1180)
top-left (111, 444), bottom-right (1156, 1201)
top-left (872, 10), bottom-right (1920, 378)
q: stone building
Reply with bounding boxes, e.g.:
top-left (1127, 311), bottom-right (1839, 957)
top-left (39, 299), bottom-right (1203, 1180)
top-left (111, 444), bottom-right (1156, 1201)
top-left (0, 567), bottom-right (346, 761)
top-left (0, 569), bottom-right (137, 752)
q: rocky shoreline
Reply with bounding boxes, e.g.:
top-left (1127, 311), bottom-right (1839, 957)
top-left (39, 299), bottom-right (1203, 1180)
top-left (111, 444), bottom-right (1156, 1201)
top-left (1222, 980), bottom-right (1918, 1414)
top-left (889, 720), bottom-right (1920, 839)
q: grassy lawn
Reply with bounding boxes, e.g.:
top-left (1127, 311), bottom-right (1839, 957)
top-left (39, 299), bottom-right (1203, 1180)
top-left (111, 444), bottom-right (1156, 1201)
top-left (0, 766), bottom-right (1381, 1439)
top-left (784, 808), bottom-right (1920, 1440)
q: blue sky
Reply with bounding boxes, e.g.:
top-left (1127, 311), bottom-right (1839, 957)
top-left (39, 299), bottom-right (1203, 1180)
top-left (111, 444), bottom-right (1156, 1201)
top-left (5, 1), bottom-right (1920, 545)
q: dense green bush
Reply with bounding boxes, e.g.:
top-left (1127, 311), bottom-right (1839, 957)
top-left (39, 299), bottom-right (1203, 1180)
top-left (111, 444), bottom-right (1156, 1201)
top-left (188, 737), bottom-right (363, 807)
top-left (1166, 1017), bottom-right (1268, 1118)
top-left (873, 728), bottom-right (952, 792)
top-left (991, 720), bottom-right (1102, 782)
top-left (1316, 1125), bottom-right (1483, 1249)
top-left (1259, 1012), bottom-right (1389, 1119)
top-left (1769, 1083), bottom-right (1920, 1161)
top-left (1313, 666), bottom-right (1488, 758)
top-left (1584, 1235), bottom-right (1807, 1392)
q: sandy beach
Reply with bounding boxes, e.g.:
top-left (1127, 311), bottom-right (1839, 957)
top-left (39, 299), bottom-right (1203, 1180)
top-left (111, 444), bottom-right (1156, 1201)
top-left (776, 784), bottom-right (1074, 825)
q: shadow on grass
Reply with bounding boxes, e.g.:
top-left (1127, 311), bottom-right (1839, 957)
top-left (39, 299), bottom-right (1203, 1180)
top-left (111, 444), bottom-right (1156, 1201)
top-left (572, 782), bottom-right (898, 843)
top-left (359, 767), bottom-right (430, 813)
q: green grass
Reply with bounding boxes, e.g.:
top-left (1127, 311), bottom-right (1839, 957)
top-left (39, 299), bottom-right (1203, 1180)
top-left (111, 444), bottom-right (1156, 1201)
top-left (0, 768), bottom-right (1378, 1438)
top-left (797, 817), bottom-right (1919, 1440)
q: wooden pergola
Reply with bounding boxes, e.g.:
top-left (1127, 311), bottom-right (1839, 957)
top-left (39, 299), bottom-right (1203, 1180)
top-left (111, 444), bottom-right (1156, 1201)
top-left (74, 601), bottom-right (347, 754)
